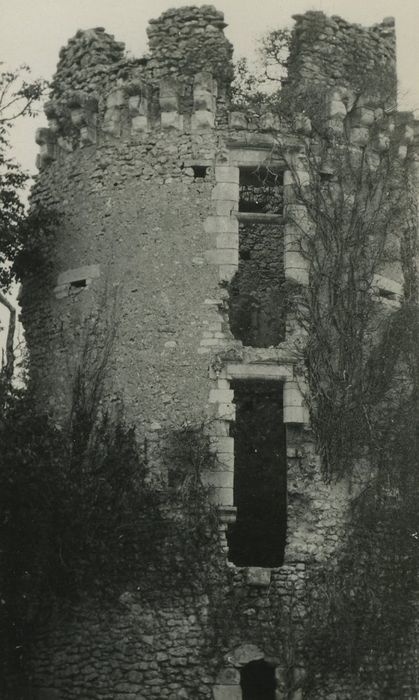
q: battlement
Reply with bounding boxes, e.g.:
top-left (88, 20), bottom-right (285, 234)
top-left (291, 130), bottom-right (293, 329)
top-left (34, 7), bottom-right (403, 171)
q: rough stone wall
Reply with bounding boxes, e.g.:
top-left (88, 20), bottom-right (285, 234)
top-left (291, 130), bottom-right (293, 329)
top-left (23, 135), bottom-right (221, 443)
top-left (288, 11), bottom-right (397, 102)
top-left (21, 5), bottom-right (419, 700)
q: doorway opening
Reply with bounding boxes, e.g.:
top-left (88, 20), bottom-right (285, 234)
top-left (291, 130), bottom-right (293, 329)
top-left (241, 659), bottom-right (277, 700)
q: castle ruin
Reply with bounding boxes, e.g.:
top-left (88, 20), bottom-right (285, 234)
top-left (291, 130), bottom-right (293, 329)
top-left (21, 5), bottom-right (419, 699)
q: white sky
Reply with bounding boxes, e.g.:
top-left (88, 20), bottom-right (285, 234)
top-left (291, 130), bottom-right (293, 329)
top-left (2, 0), bottom-right (419, 176)
top-left (1, 0), bottom-right (419, 353)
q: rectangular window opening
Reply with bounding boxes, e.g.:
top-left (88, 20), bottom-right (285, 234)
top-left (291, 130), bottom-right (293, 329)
top-left (227, 379), bottom-right (287, 567)
top-left (239, 166), bottom-right (283, 214)
top-left (378, 287), bottom-right (397, 301)
top-left (70, 279), bottom-right (87, 289)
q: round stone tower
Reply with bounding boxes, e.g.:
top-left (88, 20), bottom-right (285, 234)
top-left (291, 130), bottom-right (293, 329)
top-left (21, 8), bottom-right (419, 699)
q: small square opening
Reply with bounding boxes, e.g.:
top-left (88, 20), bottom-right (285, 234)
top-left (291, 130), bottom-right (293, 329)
top-left (192, 165), bottom-right (208, 179)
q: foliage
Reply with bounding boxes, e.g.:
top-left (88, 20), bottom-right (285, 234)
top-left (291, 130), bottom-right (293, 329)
top-left (0, 364), bottom-right (221, 696)
top-left (0, 64), bottom-right (46, 290)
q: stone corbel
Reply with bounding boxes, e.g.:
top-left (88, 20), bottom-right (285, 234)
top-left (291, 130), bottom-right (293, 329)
top-left (191, 71), bottom-right (217, 130)
top-left (159, 77), bottom-right (183, 131)
top-left (67, 92), bottom-right (98, 145)
top-left (128, 85), bottom-right (149, 134)
top-left (35, 127), bottom-right (57, 169)
top-left (103, 86), bottom-right (126, 137)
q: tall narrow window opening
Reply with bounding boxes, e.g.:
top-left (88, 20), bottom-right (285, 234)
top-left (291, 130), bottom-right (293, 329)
top-left (227, 380), bottom-right (287, 567)
top-left (240, 660), bottom-right (277, 700)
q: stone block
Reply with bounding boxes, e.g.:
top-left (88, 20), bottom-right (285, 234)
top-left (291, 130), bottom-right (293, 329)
top-left (283, 170), bottom-right (310, 188)
top-left (102, 109), bottom-right (122, 137)
top-left (285, 250), bottom-right (309, 286)
top-left (327, 99), bottom-right (347, 118)
top-left (193, 70), bottom-right (217, 96)
top-left (57, 265), bottom-right (100, 286)
top-left (284, 381), bottom-right (309, 424)
top-left (351, 106), bottom-right (375, 126)
top-left (159, 78), bottom-right (180, 112)
top-left (214, 199), bottom-right (238, 216)
top-left (219, 264), bottom-right (238, 282)
top-left (205, 249), bottom-right (238, 266)
top-left (161, 112), bottom-right (183, 131)
top-left (211, 487), bottom-right (234, 507)
top-left (259, 111), bottom-right (279, 131)
top-left (211, 183), bottom-right (240, 202)
top-left (131, 115), bottom-right (148, 133)
top-left (193, 89), bottom-right (216, 112)
top-left (202, 470), bottom-right (234, 489)
top-left (213, 681), bottom-right (241, 697)
top-left (209, 436), bottom-right (234, 454)
top-left (229, 112), bottom-right (248, 130)
top-left (225, 643), bottom-right (264, 667)
top-left (216, 233), bottom-right (239, 250)
top-left (294, 113), bottom-right (312, 135)
top-left (191, 110), bottom-right (215, 130)
top-left (209, 389), bottom-right (234, 404)
top-left (204, 217), bottom-right (238, 235)
top-left (217, 403), bottom-right (235, 420)
top-left (106, 89), bottom-right (125, 108)
top-left (80, 125), bottom-right (97, 146)
top-left (216, 668), bottom-right (241, 685)
top-left (247, 567), bottom-right (271, 586)
top-left (215, 166), bottom-right (240, 184)
top-left (350, 127), bottom-right (370, 146)
top-left (375, 132), bottom-right (390, 152)
top-left (70, 107), bottom-right (85, 127)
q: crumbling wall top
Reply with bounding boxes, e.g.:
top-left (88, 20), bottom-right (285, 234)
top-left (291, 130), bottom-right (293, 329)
top-left (146, 5), bottom-right (233, 83)
top-left (50, 28), bottom-right (128, 99)
top-left (287, 11), bottom-right (397, 102)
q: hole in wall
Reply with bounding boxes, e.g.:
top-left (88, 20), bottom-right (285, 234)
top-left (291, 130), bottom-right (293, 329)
top-left (228, 220), bottom-right (286, 348)
top-left (227, 380), bottom-right (287, 568)
top-left (240, 659), bottom-right (277, 700)
top-left (192, 165), bottom-right (208, 179)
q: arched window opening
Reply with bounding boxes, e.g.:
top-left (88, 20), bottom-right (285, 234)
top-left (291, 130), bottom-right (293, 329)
top-left (240, 659), bottom-right (276, 700)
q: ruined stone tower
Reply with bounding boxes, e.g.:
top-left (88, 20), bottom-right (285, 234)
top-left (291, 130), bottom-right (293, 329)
top-left (22, 6), bottom-right (419, 699)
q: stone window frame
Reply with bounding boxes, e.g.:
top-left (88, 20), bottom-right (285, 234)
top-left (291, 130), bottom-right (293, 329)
top-left (53, 264), bottom-right (100, 299)
top-left (206, 359), bottom-right (309, 565)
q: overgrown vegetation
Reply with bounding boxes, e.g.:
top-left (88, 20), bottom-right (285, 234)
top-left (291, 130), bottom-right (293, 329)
top-left (0, 355), bottom-right (221, 697)
top-left (230, 26), bottom-right (419, 694)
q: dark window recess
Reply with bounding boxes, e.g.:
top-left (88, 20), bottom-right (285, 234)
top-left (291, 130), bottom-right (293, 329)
top-left (241, 660), bottom-right (277, 700)
top-left (239, 167), bottom-right (283, 214)
top-left (69, 279), bottom-right (87, 289)
top-left (378, 287), bottom-right (397, 301)
top-left (229, 221), bottom-right (286, 347)
top-left (227, 380), bottom-right (287, 568)
top-left (192, 165), bottom-right (208, 179)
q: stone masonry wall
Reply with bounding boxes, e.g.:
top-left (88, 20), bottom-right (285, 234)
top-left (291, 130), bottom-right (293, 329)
top-left (287, 11), bottom-right (397, 102)
top-left (21, 5), bottom-right (419, 700)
